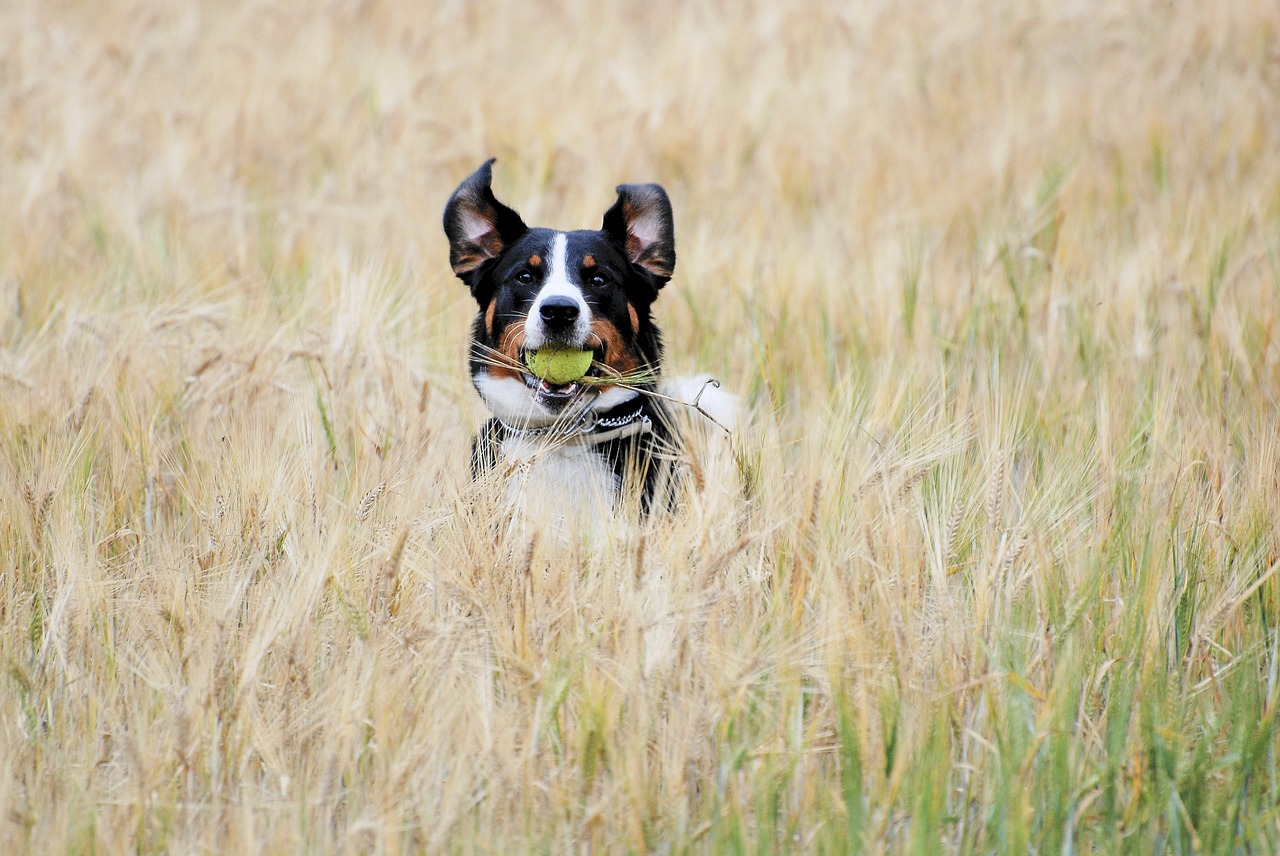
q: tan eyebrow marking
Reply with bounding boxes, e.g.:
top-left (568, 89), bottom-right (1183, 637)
top-left (527, 254), bottom-right (542, 267)
top-left (582, 255), bottom-right (596, 268)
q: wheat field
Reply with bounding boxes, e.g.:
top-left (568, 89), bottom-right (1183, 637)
top-left (2, 0), bottom-right (1279, 852)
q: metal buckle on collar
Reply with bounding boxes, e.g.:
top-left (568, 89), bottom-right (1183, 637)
top-left (574, 408), bottom-right (599, 434)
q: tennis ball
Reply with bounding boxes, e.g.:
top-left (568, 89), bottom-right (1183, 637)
top-left (524, 348), bottom-right (594, 385)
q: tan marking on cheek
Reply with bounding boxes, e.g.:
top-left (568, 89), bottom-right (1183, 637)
top-left (484, 301), bottom-right (496, 336)
top-left (486, 323), bottom-right (528, 381)
top-left (627, 303), bottom-right (639, 333)
top-left (589, 319), bottom-right (640, 381)
top-left (498, 322), bottom-right (527, 362)
top-left (484, 364), bottom-right (524, 382)
top-left (582, 255), bottom-right (596, 268)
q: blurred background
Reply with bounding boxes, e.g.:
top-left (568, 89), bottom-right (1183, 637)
top-left (7, 0), bottom-right (1276, 400)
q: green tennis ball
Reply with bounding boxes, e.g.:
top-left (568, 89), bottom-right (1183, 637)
top-left (524, 348), bottom-right (594, 385)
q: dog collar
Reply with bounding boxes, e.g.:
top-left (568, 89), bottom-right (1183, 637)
top-left (498, 400), bottom-right (652, 446)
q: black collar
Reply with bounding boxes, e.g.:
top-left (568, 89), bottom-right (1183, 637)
top-left (496, 397), bottom-right (652, 446)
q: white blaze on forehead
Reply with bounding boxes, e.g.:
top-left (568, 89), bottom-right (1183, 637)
top-left (526, 232), bottom-right (591, 349)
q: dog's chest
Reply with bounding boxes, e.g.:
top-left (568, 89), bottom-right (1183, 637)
top-left (499, 435), bottom-right (620, 514)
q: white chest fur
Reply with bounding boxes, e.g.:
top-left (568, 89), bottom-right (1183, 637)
top-left (499, 435), bottom-right (621, 522)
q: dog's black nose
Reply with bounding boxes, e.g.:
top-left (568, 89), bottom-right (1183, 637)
top-left (539, 296), bottom-right (580, 326)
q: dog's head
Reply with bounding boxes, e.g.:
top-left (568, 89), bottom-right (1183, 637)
top-left (444, 159), bottom-right (675, 424)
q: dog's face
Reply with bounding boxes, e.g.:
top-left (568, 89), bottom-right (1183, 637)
top-left (444, 159), bottom-right (675, 424)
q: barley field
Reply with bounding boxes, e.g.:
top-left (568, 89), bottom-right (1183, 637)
top-left (3, 0), bottom-right (1279, 852)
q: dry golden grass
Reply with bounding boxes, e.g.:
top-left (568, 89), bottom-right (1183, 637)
top-left (3, 0), bottom-right (1280, 852)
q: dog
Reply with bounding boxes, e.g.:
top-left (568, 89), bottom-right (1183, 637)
top-left (443, 159), bottom-right (732, 516)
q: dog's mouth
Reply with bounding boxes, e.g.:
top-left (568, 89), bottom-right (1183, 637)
top-left (520, 345), bottom-right (606, 411)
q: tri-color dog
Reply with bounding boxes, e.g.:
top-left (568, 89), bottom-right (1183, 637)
top-left (443, 159), bottom-right (731, 514)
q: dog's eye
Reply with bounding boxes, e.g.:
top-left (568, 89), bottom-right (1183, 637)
top-left (515, 270), bottom-right (534, 285)
top-left (589, 274), bottom-right (607, 288)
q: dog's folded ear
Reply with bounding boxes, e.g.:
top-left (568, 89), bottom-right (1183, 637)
top-left (443, 159), bottom-right (528, 280)
top-left (602, 184), bottom-right (675, 281)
